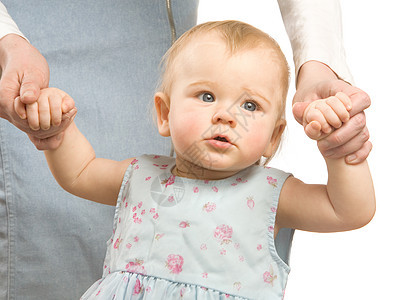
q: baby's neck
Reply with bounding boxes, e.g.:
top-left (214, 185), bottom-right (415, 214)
top-left (171, 158), bottom-right (241, 181)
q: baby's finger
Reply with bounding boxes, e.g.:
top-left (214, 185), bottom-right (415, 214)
top-left (305, 120), bottom-right (322, 140)
top-left (61, 93), bottom-right (75, 114)
top-left (326, 96), bottom-right (350, 123)
top-left (26, 102), bottom-right (40, 131)
top-left (38, 94), bottom-right (51, 130)
top-left (335, 92), bottom-right (352, 111)
top-left (305, 108), bottom-right (331, 133)
top-left (14, 96), bottom-right (27, 119)
top-left (49, 93), bottom-right (63, 127)
top-left (314, 102), bottom-right (342, 131)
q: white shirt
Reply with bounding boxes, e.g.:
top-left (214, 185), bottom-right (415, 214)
top-left (0, 0), bottom-right (353, 83)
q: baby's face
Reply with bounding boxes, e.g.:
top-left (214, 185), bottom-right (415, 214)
top-left (161, 33), bottom-right (286, 176)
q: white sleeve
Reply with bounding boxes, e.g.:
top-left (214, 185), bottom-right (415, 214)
top-left (0, 2), bottom-right (28, 41)
top-left (277, 0), bottom-right (353, 84)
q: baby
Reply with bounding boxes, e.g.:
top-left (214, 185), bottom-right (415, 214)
top-left (15, 21), bottom-right (375, 299)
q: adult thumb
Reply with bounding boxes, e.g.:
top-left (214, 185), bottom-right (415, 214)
top-left (19, 71), bottom-right (47, 104)
top-left (292, 102), bottom-right (309, 125)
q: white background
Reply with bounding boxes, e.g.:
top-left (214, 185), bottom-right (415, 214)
top-left (198, 1), bottom-right (415, 299)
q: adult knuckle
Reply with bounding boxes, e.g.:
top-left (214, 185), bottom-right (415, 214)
top-left (351, 112), bottom-right (366, 129)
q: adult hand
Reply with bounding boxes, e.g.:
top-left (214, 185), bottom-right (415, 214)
top-left (292, 61), bottom-right (372, 164)
top-left (0, 34), bottom-right (75, 149)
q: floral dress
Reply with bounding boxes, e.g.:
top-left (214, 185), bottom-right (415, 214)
top-left (81, 155), bottom-right (294, 300)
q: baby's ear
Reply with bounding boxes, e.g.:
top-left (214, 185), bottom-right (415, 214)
top-left (154, 92), bottom-right (171, 137)
top-left (264, 119), bottom-right (286, 158)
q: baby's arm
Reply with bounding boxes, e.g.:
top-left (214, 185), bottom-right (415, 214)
top-left (277, 93), bottom-right (375, 233)
top-left (16, 88), bottom-right (131, 206)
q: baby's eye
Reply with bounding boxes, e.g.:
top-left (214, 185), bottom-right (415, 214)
top-left (198, 92), bottom-right (215, 102)
top-left (241, 101), bottom-right (258, 112)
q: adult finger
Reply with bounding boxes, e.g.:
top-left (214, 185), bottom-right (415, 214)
top-left (317, 112), bottom-right (367, 156)
top-left (341, 85), bottom-right (371, 117)
top-left (345, 140), bottom-right (373, 164)
top-left (292, 102), bottom-right (310, 125)
top-left (28, 132), bottom-right (65, 151)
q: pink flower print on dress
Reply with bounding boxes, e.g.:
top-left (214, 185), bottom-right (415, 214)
top-left (202, 272), bottom-right (208, 279)
top-left (163, 175), bottom-right (176, 187)
top-left (214, 224), bottom-right (233, 244)
top-left (271, 206), bottom-right (277, 213)
top-left (257, 244), bottom-right (263, 251)
top-left (145, 176), bottom-right (151, 181)
top-left (263, 267), bottom-right (277, 286)
top-left (165, 254), bottom-right (184, 274)
top-left (134, 164), bottom-right (140, 170)
top-left (126, 243), bottom-right (132, 249)
top-left (267, 176), bottom-right (277, 188)
top-left (138, 201), bottom-right (143, 208)
top-left (232, 177), bottom-right (248, 186)
top-left (126, 259), bottom-right (146, 274)
top-left (200, 243), bottom-right (207, 251)
top-left (155, 233), bottom-right (164, 241)
top-left (131, 158), bottom-right (138, 165)
top-left (179, 221), bottom-right (190, 228)
top-left (133, 278), bottom-right (143, 295)
top-left (220, 248), bottom-right (226, 255)
top-left (202, 202), bottom-right (216, 213)
top-left (153, 155), bottom-right (160, 159)
top-left (212, 186), bottom-right (218, 193)
top-left (153, 213), bottom-right (159, 220)
top-left (168, 195), bottom-right (175, 203)
top-left (134, 236), bottom-right (139, 243)
top-left (247, 196), bottom-right (255, 210)
top-left (150, 208), bottom-right (156, 214)
top-left (193, 187), bottom-right (199, 193)
top-left (113, 238), bottom-right (122, 249)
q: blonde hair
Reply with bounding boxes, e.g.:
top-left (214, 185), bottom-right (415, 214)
top-left (155, 20), bottom-right (290, 164)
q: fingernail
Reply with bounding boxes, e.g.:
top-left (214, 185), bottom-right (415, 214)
top-left (346, 154), bottom-right (357, 163)
top-left (23, 91), bottom-right (35, 99)
top-left (324, 149), bottom-right (335, 157)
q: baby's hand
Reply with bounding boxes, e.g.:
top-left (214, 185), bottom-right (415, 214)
top-left (302, 92), bottom-right (352, 140)
top-left (14, 87), bottom-right (75, 131)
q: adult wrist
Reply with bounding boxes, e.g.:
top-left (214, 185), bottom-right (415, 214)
top-left (0, 33), bottom-right (28, 68)
top-left (296, 60), bottom-right (339, 90)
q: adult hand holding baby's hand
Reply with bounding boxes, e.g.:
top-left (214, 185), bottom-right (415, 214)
top-left (292, 61), bottom-right (372, 164)
top-left (0, 34), bottom-right (76, 150)
top-left (302, 92), bottom-right (351, 141)
top-left (14, 88), bottom-right (77, 150)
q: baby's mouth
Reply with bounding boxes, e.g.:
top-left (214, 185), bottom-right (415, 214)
top-left (213, 135), bottom-right (229, 143)
top-left (206, 135), bottom-right (234, 149)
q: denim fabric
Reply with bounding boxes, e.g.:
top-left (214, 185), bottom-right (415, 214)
top-left (0, 1), bottom-right (198, 299)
